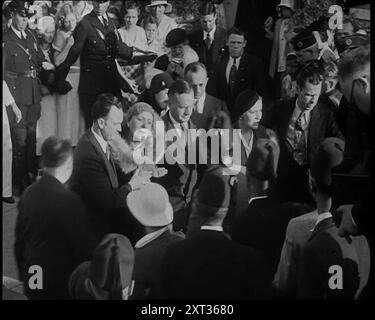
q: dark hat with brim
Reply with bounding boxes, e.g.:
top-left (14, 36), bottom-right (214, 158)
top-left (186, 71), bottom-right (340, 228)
top-left (89, 234), bottom-right (135, 298)
top-left (292, 28), bottom-right (318, 52)
top-left (310, 137), bottom-right (345, 188)
top-left (336, 34), bottom-right (369, 55)
top-left (247, 138), bottom-right (280, 181)
top-left (8, 1), bottom-right (35, 18)
top-left (233, 89), bottom-right (261, 124)
top-left (166, 28), bottom-right (187, 48)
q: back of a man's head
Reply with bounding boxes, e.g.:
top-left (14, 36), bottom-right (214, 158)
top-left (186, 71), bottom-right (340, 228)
top-left (41, 136), bottom-right (72, 170)
top-left (168, 79), bottom-right (193, 99)
top-left (91, 93), bottom-right (122, 122)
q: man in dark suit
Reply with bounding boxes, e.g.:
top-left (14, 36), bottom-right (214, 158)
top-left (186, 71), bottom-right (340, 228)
top-left (3, 1), bottom-right (45, 192)
top-left (162, 165), bottom-right (273, 299)
top-left (184, 62), bottom-right (229, 129)
top-left (55, 0), bottom-right (133, 129)
top-left (69, 94), bottom-right (151, 243)
top-left (188, 1), bottom-right (227, 78)
top-left (262, 61), bottom-right (343, 205)
top-left (126, 183), bottom-right (185, 299)
top-left (296, 138), bottom-right (370, 299)
top-left (156, 80), bottom-right (198, 232)
top-left (207, 27), bottom-right (267, 120)
top-left (15, 137), bottom-right (97, 300)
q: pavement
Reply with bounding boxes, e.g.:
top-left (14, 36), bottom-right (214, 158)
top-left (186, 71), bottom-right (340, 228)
top-left (2, 197), bottom-right (25, 298)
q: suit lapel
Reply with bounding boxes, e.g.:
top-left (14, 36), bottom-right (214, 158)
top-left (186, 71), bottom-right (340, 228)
top-left (281, 99), bottom-right (297, 151)
top-left (234, 53), bottom-right (247, 91)
top-left (86, 130), bottom-right (119, 188)
top-left (308, 105), bottom-right (321, 153)
top-left (88, 12), bottom-right (108, 39)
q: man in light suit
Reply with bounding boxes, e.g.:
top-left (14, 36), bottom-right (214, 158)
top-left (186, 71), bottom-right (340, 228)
top-left (156, 80), bottom-right (198, 232)
top-left (188, 1), bottom-right (227, 78)
top-left (296, 138), bottom-right (370, 299)
top-left (184, 62), bottom-right (229, 129)
top-left (69, 94), bottom-right (151, 244)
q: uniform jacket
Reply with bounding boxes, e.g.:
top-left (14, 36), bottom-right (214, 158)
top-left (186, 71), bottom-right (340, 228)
top-left (3, 27), bottom-right (44, 106)
top-left (56, 11), bottom-right (133, 96)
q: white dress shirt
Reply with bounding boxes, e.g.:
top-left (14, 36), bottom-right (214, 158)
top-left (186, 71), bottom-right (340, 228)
top-left (196, 93), bottom-right (206, 114)
top-left (168, 112), bottom-right (188, 139)
top-left (203, 25), bottom-right (216, 44)
top-left (226, 56), bottom-right (241, 84)
top-left (135, 225), bottom-right (170, 249)
top-left (98, 14), bottom-right (109, 27)
top-left (91, 127), bottom-right (108, 158)
top-left (201, 225), bottom-right (224, 232)
top-left (11, 25), bottom-right (27, 39)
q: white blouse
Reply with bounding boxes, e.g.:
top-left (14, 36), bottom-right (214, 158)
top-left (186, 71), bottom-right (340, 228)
top-left (118, 25), bottom-right (148, 53)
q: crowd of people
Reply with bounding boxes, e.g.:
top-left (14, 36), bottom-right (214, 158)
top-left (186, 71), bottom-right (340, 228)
top-left (2, 0), bottom-right (371, 300)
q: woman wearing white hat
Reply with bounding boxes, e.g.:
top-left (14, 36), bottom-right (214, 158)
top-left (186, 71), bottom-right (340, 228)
top-left (145, 0), bottom-right (177, 55)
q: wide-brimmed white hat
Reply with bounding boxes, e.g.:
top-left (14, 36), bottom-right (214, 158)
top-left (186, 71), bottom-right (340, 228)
top-left (146, 0), bottom-right (172, 14)
top-left (126, 183), bottom-right (173, 227)
top-left (277, 0), bottom-right (296, 11)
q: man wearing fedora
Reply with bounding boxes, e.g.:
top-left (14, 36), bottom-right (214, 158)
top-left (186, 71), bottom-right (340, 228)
top-left (145, 0), bottom-right (177, 54)
top-left (162, 165), bottom-right (274, 299)
top-left (3, 1), bottom-right (45, 194)
top-left (127, 183), bottom-right (185, 299)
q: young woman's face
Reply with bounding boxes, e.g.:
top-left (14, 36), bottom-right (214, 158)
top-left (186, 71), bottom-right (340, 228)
top-left (63, 13), bottom-right (77, 31)
top-left (124, 8), bottom-right (138, 28)
top-left (171, 44), bottom-right (184, 59)
top-left (145, 22), bottom-right (157, 42)
top-left (128, 111), bottom-right (154, 136)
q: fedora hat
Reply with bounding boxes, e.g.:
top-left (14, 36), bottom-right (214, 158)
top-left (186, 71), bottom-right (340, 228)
top-left (277, 0), bottom-right (296, 11)
top-left (127, 183), bottom-right (173, 227)
top-left (146, 1), bottom-right (172, 14)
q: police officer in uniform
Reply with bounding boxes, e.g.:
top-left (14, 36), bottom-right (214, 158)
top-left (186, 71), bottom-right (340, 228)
top-left (3, 1), bottom-right (44, 193)
top-left (54, 0), bottom-right (134, 129)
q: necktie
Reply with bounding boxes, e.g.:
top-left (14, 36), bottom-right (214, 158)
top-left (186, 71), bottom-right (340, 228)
top-left (106, 144), bottom-right (111, 161)
top-left (102, 16), bottom-right (108, 29)
top-left (294, 112), bottom-right (308, 166)
top-left (205, 33), bottom-right (212, 50)
top-left (229, 58), bottom-right (237, 93)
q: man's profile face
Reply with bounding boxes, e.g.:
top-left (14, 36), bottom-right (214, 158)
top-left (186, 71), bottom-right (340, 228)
top-left (298, 81), bottom-right (322, 111)
top-left (169, 92), bottom-right (194, 123)
top-left (336, 21), bottom-right (354, 40)
top-left (99, 106), bottom-right (124, 141)
top-left (200, 14), bottom-right (216, 33)
top-left (185, 69), bottom-right (208, 100)
top-left (227, 34), bottom-right (246, 59)
top-left (12, 13), bottom-right (28, 31)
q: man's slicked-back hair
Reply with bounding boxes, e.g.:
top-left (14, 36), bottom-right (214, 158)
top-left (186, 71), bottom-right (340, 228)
top-left (226, 26), bottom-right (247, 40)
top-left (91, 93), bottom-right (123, 121)
top-left (168, 79), bottom-right (193, 98)
top-left (199, 1), bottom-right (216, 16)
top-left (338, 44), bottom-right (370, 80)
top-left (184, 61), bottom-right (207, 77)
top-left (41, 137), bottom-right (72, 169)
top-left (296, 60), bottom-right (324, 88)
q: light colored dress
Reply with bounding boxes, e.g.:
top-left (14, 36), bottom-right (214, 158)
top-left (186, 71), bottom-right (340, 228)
top-left (118, 26), bottom-right (148, 53)
top-left (156, 14), bottom-right (177, 54)
top-left (53, 29), bottom-right (85, 146)
top-left (36, 46), bottom-right (58, 156)
top-left (3, 81), bottom-right (14, 197)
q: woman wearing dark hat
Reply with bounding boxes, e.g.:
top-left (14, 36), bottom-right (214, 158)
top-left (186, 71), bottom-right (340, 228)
top-left (154, 28), bottom-right (199, 80)
top-left (138, 72), bottom-right (173, 116)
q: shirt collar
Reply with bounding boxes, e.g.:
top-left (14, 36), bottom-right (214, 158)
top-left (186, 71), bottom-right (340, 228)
top-left (11, 25), bottom-right (27, 39)
top-left (204, 25), bottom-right (216, 40)
top-left (201, 225), bottom-right (224, 232)
top-left (196, 93), bottom-right (206, 114)
top-left (229, 55), bottom-right (241, 67)
top-left (135, 226), bottom-right (170, 249)
top-left (91, 127), bottom-right (108, 155)
top-left (312, 212), bottom-right (333, 230)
